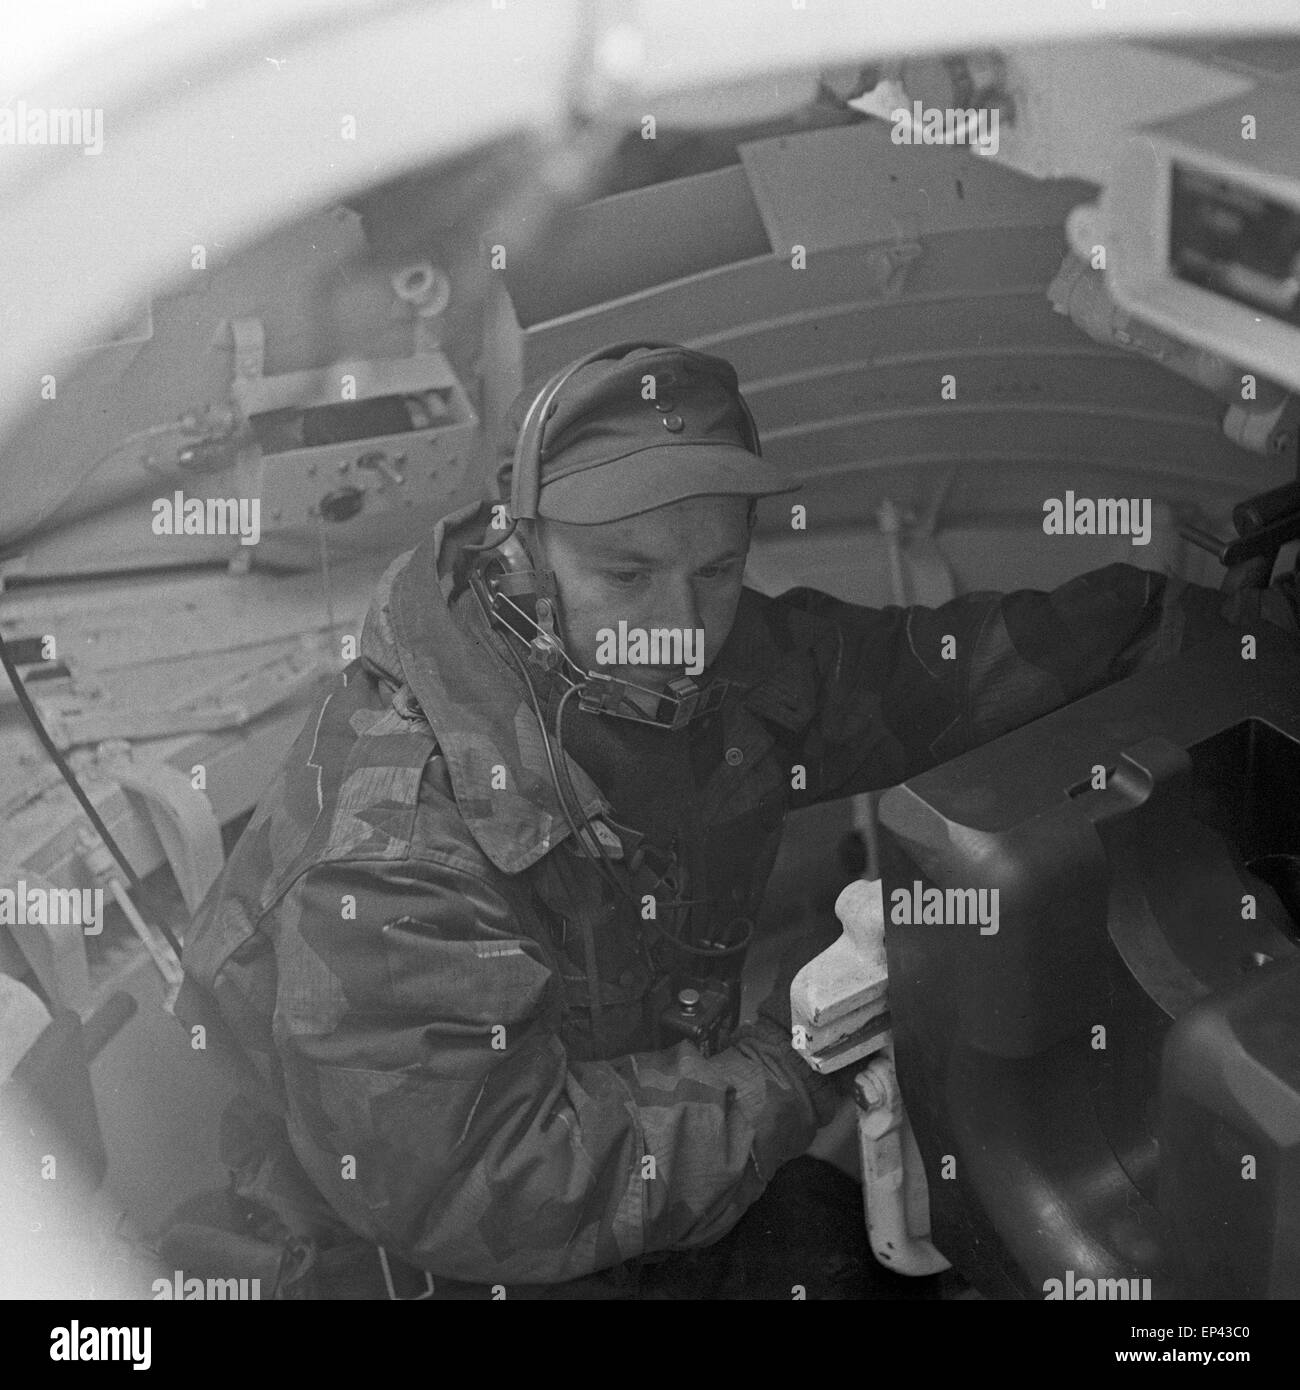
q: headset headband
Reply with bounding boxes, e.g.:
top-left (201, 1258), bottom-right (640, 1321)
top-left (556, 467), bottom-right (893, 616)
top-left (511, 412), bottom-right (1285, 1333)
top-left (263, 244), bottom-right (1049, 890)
top-left (509, 341), bottom-right (762, 522)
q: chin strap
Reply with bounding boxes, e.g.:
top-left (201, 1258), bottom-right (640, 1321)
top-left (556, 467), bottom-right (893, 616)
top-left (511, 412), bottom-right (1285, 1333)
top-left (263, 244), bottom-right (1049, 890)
top-left (468, 542), bottom-right (734, 732)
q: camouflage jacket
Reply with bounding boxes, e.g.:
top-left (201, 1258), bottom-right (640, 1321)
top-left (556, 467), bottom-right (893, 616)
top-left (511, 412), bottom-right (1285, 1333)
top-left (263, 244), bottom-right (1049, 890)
top-left (178, 500), bottom-right (1299, 1285)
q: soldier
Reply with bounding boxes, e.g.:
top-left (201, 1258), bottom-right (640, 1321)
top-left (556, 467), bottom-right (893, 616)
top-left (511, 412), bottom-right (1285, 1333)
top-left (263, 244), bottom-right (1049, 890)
top-left (176, 342), bottom-right (1299, 1299)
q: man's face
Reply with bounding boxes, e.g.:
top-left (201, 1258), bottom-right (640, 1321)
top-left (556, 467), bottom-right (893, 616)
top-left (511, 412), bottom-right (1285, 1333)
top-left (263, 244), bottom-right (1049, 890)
top-left (535, 494), bottom-right (752, 703)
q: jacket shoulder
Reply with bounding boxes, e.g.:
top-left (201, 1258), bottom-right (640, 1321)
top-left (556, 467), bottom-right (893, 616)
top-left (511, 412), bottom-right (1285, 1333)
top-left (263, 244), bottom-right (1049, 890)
top-left (229, 661), bottom-right (486, 919)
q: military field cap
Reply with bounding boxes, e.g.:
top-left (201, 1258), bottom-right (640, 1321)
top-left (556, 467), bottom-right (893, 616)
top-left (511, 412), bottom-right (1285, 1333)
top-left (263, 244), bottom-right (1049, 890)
top-left (498, 345), bottom-right (801, 524)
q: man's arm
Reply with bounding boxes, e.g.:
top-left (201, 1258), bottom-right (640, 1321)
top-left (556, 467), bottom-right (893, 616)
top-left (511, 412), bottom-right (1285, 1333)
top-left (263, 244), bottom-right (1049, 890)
top-left (272, 857), bottom-right (838, 1285)
top-left (778, 562), bottom-right (1300, 802)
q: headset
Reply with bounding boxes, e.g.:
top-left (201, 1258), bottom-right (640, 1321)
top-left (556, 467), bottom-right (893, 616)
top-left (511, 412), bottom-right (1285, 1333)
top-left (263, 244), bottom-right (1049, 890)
top-left (464, 342), bottom-right (762, 1046)
top-left (467, 340), bottom-right (762, 732)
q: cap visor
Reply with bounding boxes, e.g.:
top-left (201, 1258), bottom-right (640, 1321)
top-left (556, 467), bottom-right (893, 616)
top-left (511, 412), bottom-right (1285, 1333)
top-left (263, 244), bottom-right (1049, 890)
top-left (537, 444), bottom-right (801, 524)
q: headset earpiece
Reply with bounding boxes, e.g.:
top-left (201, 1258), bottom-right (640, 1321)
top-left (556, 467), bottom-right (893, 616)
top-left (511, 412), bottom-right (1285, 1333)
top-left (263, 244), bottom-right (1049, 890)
top-left (473, 515), bottom-right (565, 668)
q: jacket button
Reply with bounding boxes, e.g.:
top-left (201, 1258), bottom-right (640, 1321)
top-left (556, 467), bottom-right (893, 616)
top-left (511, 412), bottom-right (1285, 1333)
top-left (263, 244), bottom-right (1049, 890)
top-left (725, 746), bottom-right (744, 766)
top-left (619, 969), bottom-right (638, 988)
top-left (662, 414), bottom-right (684, 432)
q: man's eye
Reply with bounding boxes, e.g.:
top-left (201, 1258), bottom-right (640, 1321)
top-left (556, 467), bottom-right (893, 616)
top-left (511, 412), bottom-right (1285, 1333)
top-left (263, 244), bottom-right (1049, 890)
top-left (606, 570), bottom-right (642, 586)
top-left (697, 561), bottom-right (737, 580)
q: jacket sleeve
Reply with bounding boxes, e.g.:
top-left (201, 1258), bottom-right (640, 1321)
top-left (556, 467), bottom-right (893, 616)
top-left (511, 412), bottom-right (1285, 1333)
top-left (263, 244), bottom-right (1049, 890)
top-left (270, 855), bottom-right (835, 1285)
top-left (781, 562), bottom-right (1300, 801)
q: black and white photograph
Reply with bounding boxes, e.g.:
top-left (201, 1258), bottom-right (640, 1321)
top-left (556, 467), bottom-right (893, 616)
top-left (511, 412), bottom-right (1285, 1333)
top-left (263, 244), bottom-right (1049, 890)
top-left (1, 0), bottom-right (1298, 1353)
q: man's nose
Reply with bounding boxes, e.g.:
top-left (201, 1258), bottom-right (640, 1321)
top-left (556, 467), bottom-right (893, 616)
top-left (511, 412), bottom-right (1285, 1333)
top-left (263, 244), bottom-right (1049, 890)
top-left (645, 577), bottom-right (702, 636)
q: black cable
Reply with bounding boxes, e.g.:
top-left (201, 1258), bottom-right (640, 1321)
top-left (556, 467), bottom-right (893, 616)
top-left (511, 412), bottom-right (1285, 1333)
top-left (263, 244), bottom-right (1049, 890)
top-left (548, 681), bottom-right (683, 918)
top-left (469, 577), bottom-right (629, 1054)
top-left (550, 679), bottom-right (746, 961)
top-left (471, 566), bottom-right (748, 964)
top-left (551, 684), bottom-right (605, 849)
top-left (472, 570), bottom-right (665, 938)
top-left (468, 574), bottom-right (610, 872)
top-left (0, 629), bottom-right (184, 959)
top-left (540, 675), bottom-right (636, 903)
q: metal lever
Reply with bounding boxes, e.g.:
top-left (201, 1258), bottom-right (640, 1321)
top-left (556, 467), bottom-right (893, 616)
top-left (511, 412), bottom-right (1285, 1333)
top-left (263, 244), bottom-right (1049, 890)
top-left (1180, 480), bottom-right (1300, 590)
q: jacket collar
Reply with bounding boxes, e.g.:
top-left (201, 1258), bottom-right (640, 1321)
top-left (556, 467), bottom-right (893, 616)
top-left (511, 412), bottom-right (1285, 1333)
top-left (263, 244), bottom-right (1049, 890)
top-left (370, 501), bottom-right (814, 876)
